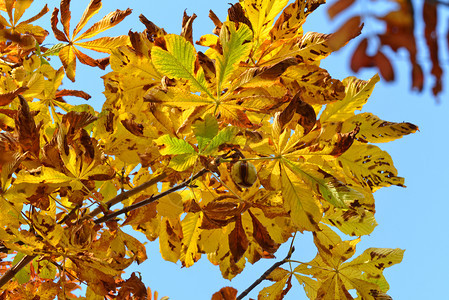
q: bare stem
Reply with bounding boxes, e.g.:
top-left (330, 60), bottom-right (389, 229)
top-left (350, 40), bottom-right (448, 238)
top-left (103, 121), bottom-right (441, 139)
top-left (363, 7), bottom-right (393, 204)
top-left (236, 247), bottom-right (295, 300)
top-left (94, 168), bottom-right (209, 224)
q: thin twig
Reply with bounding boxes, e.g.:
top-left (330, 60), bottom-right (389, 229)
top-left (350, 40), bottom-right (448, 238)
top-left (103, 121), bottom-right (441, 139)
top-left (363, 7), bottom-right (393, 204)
top-left (0, 254), bottom-right (36, 288)
top-left (236, 247), bottom-right (295, 300)
top-left (94, 168), bottom-right (209, 224)
top-left (84, 172), bottom-right (167, 221)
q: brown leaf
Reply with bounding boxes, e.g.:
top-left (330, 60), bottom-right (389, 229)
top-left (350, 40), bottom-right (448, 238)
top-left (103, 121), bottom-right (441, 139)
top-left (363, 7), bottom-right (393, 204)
top-left (15, 95), bottom-right (39, 156)
top-left (374, 50), bottom-right (395, 81)
top-left (411, 62), bottom-right (424, 92)
top-left (139, 14), bottom-right (166, 42)
top-left (228, 3), bottom-right (252, 30)
top-left (60, 0), bottom-right (71, 38)
top-left (73, 46), bottom-right (99, 67)
top-left (209, 10), bottom-right (222, 35)
top-left (248, 210), bottom-right (279, 254)
top-left (20, 4), bottom-right (49, 25)
top-left (0, 87), bottom-right (28, 106)
top-left (423, 2), bottom-right (442, 96)
top-left (350, 38), bottom-right (374, 72)
top-left (328, 16), bottom-right (363, 51)
top-left (257, 57), bottom-right (298, 80)
top-left (51, 7), bottom-right (68, 42)
top-left (56, 89), bottom-right (91, 100)
top-left (181, 11), bottom-right (196, 45)
top-left (121, 118), bottom-right (144, 136)
top-left (228, 215), bottom-right (248, 263)
top-left (329, 125), bottom-right (359, 157)
top-left (62, 111), bottom-right (98, 132)
top-left (117, 272), bottom-right (147, 300)
top-left (327, 0), bottom-right (355, 19)
top-left (211, 287), bottom-right (238, 300)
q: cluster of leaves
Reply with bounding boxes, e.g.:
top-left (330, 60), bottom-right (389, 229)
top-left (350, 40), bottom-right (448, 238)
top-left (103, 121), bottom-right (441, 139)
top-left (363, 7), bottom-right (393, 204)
top-left (328, 0), bottom-right (444, 97)
top-left (0, 0), bottom-right (417, 299)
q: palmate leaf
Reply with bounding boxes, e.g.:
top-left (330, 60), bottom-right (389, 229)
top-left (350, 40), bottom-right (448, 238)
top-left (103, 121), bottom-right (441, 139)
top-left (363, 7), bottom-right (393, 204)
top-left (180, 212), bottom-right (203, 267)
top-left (51, 0), bottom-right (131, 81)
top-left (293, 225), bottom-right (402, 300)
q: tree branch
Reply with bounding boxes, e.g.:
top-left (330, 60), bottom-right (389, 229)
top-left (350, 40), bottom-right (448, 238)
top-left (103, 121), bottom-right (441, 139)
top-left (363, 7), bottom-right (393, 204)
top-left (0, 254), bottom-right (36, 288)
top-left (236, 247), bottom-right (295, 300)
top-left (94, 168), bottom-right (209, 224)
top-left (84, 172), bottom-right (167, 221)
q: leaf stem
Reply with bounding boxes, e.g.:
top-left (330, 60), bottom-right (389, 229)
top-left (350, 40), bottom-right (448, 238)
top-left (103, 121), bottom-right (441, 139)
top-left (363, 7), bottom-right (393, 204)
top-left (236, 247), bottom-right (295, 300)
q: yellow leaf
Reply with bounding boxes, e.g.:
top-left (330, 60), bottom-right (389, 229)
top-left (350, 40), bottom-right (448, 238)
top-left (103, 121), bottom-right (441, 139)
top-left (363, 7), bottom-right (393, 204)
top-left (320, 74), bottom-right (380, 123)
top-left (58, 45), bottom-right (76, 82)
top-left (75, 35), bottom-right (130, 53)
top-left (75, 8), bottom-right (132, 41)
top-left (159, 217), bottom-right (182, 263)
top-left (243, 0), bottom-right (289, 44)
top-left (342, 113), bottom-right (418, 143)
top-left (337, 143), bottom-right (404, 191)
top-left (72, 0), bottom-right (102, 37)
top-left (180, 212), bottom-right (202, 267)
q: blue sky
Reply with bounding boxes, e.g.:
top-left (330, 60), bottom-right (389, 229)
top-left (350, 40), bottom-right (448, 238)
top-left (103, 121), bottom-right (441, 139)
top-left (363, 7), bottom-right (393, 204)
top-left (31, 0), bottom-right (449, 299)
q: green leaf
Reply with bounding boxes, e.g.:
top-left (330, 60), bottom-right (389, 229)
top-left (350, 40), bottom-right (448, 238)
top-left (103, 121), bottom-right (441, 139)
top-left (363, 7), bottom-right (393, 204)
top-left (151, 34), bottom-right (212, 97)
top-left (202, 126), bottom-right (238, 155)
top-left (216, 22), bottom-right (253, 93)
top-left (155, 134), bottom-right (196, 155)
top-left (42, 43), bottom-right (67, 57)
top-left (38, 260), bottom-right (57, 280)
top-left (192, 113), bottom-right (219, 150)
top-left (12, 253), bottom-right (31, 284)
top-left (168, 153), bottom-right (198, 171)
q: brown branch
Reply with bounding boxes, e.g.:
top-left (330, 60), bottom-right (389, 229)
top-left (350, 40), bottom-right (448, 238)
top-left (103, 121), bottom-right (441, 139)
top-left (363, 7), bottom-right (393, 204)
top-left (236, 247), bottom-right (295, 300)
top-left (84, 172), bottom-right (167, 221)
top-left (0, 173), bottom-right (168, 289)
top-left (94, 168), bottom-right (209, 224)
top-left (0, 254), bottom-right (36, 288)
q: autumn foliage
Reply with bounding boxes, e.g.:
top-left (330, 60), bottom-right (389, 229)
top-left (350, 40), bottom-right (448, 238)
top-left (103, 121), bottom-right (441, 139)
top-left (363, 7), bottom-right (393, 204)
top-left (329, 0), bottom-right (444, 97)
top-left (0, 0), bottom-right (417, 299)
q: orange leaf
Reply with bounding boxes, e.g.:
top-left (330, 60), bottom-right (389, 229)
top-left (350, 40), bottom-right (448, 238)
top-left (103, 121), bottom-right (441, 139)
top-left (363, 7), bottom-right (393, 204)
top-left (75, 8), bottom-right (132, 41)
top-left (211, 287), bottom-right (238, 300)
top-left (327, 0), bottom-right (355, 19)
top-left (73, 0), bottom-right (102, 37)
top-left (423, 2), bottom-right (442, 96)
top-left (228, 215), bottom-right (248, 263)
top-left (59, 45), bottom-right (76, 81)
top-left (73, 46), bottom-right (100, 67)
top-left (350, 38), bottom-right (374, 72)
top-left (51, 7), bottom-right (68, 42)
top-left (411, 62), bottom-right (424, 92)
top-left (328, 16), bottom-right (363, 50)
top-left (19, 4), bottom-right (49, 25)
top-left (374, 50), bottom-right (395, 81)
top-left (248, 210), bottom-right (279, 254)
top-left (60, 0), bottom-right (71, 38)
top-left (56, 89), bottom-right (91, 100)
top-left (0, 87), bottom-right (28, 106)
